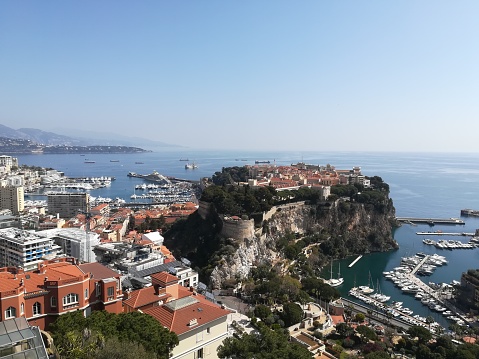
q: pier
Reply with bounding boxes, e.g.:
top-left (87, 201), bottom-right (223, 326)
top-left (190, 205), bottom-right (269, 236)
top-left (348, 255), bottom-right (362, 268)
top-left (416, 231), bottom-right (474, 236)
top-left (396, 217), bottom-right (465, 225)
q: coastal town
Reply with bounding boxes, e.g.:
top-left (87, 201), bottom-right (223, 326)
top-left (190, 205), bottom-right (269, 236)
top-left (0, 153), bottom-right (478, 359)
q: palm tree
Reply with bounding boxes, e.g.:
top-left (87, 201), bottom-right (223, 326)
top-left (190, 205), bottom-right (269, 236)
top-left (425, 315), bottom-right (434, 331)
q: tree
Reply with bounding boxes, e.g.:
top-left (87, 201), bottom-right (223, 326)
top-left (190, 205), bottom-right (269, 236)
top-left (254, 304), bottom-right (272, 320)
top-left (50, 311), bottom-right (178, 359)
top-left (281, 302), bottom-right (304, 327)
top-left (95, 337), bottom-right (157, 359)
top-left (425, 315), bottom-right (435, 331)
top-left (356, 325), bottom-right (378, 341)
top-left (354, 313), bottom-right (365, 323)
top-left (217, 323), bottom-right (312, 359)
top-left (407, 325), bottom-right (432, 344)
top-left (335, 322), bottom-right (354, 338)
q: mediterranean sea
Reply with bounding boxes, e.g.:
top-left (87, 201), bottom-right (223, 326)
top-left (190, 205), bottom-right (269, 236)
top-left (14, 149), bottom-right (479, 327)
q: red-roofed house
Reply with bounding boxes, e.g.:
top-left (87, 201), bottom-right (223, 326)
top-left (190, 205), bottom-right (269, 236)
top-left (127, 271), bottom-right (231, 359)
top-left (0, 258), bottom-right (123, 330)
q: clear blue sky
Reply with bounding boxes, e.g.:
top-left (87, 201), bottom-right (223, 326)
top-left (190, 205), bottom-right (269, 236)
top-left (1, 1), bottom-right (478, 151)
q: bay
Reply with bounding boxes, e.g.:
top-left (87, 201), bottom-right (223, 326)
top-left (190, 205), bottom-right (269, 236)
top-left (15, 150), bottom-right (479, 327)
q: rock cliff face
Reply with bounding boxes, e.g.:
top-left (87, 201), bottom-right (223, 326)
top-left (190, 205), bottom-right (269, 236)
top-left (209, 200), bottom-right (397, 288)
top-left (210, 236), bottom-right (280, 289)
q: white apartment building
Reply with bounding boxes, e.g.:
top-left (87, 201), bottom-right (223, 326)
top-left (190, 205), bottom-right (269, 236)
top-left (39, 228), bottom-right (100, 263)
top-left (0, 228), bottom-right (56, 271)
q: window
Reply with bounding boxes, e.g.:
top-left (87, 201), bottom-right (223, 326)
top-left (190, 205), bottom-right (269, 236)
top-left (96, 283), bottom-right (101, 297)
top-left (107, 287), bottom-right (114, 297)
top-left (51, 297), bottom-right (57, 307)
top-left (5, 306), bottom-right (16, 319)
top-left (33, 302), bottom-right (41, 316)
top-left (196, 348), bottom-right (203, 359)
top-left (85, 288), bottom-right (88, 299)
top-left (20, 303), bottom-right (24, 315)
top-left (206, 327), bottom-right (211, 334)
top-left (63, 293), bottom-right (79, 306)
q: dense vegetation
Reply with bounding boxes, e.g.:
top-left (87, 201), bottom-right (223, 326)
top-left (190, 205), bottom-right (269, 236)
top-left (218, 322), bottom-right (313, 359)
top-left (204, 168), bottom-right (393, 218)
top-left (49, 310), bottom-right (178, 359)
top-left (164, 210), bottom-right (237, 282)
top-left (324, 320), bottom-right (479, 359)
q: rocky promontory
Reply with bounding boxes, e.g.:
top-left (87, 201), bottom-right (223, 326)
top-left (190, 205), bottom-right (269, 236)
top-left (165, 181), bottom-right (398, 289)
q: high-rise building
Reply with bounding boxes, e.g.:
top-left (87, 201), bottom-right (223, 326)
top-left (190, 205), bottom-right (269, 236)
top-left (47, 193), bottom-right (90, 218)
top-left (0, 155), bottom-right (17, 171)
top-left (0, 185), bottom-right (24, 214)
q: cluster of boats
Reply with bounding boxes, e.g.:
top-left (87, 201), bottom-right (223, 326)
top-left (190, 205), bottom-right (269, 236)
top-left (130, 183), bottom-right (195, 203)
top-left (423, 238), bottom-right (476, 249)
top-left (396, 252), bottom-right (448, 276)
top-left (348, 288), bottom-right (442, 330)
top-left (135, 183), bottom-right (170, 190)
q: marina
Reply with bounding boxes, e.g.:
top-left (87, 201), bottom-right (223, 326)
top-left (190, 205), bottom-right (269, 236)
top-left (346, 251), bottom-right (469, 331)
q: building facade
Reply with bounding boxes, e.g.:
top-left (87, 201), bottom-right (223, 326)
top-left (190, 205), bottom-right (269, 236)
top-left (39, 228), bottom-right (100, 263)
top-left (47, 193), bottom-right (90, 219)
top-left (0, 228), bottom-right (55, 271)
top-left (0, 185), bottom-right (24, 214)
top-left (127, 272), bottom-right (231, 359)
top-left (0, 258), bottom-right (123, 330)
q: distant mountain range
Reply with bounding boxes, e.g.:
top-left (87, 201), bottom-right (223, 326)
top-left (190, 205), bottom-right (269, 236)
top-left (0, 124), bottom-right (179, 148)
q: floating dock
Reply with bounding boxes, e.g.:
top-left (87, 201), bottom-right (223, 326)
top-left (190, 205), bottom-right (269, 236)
top-left (348, 255), bottom-right (362, 268)
top-left (396, 217), bottom-right (465, 225)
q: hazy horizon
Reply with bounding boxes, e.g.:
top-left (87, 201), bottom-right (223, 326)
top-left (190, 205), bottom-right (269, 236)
top-left (1, 1), bottom-right (478, 152)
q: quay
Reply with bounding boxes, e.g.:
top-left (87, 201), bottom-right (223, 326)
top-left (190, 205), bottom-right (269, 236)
top-left (416, 231), bottom-right (474, 236)
top-left (396, 217), bottom-right (465, 225)
top-left (348, 255), bottom-right (362, 268)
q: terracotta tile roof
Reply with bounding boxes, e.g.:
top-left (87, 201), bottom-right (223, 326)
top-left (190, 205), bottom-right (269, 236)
top-left (123, 286), bottom-right (170, 309)
top-left (151, 272), bottom-right (179, 285)
top-left (143, 293), bottom-right (230, 335)
top-left (92, 203), bottom-right (108, 211)
top-left (46, 262), bottom-right (84, 278)
top-left (78, 262), bottom-right (120, 279)
top-left (0, 260), bottom-right (86, 294)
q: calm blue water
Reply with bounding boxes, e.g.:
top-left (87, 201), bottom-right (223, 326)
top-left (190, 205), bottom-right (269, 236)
top-left (16, 150), bottom-right (479, 327)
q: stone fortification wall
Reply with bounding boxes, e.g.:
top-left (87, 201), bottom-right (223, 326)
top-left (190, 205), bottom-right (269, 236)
top-left (220, 217), bottom-right (255, 240)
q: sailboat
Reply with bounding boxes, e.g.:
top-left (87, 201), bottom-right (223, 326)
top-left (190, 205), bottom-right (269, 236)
top-left (358, 271), bottom-right (375, 294)
top-left (325, 261), bottom-right (344, 287)
top-left (370, 279), bottom-right (390, 302)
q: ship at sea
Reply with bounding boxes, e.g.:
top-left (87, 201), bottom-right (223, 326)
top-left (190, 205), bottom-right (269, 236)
top-left (127, 170), bottom-right (171, 185)
top-left (185, 162), bottom-right (198, 169)
top-left (255, 160), bottom-right (270, 164)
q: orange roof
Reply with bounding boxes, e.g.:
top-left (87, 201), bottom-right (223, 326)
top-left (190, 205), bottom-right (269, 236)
top-left (143, 293), bottom-right (230, 335)
top-left (151, 272), bottom-right (179, 285)
top-left (0, 260), bottom-right (85, 294)
top-left (92, 203), bottom-right (109, 211)
top-left (123, 286), bottom-right (170, 309)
